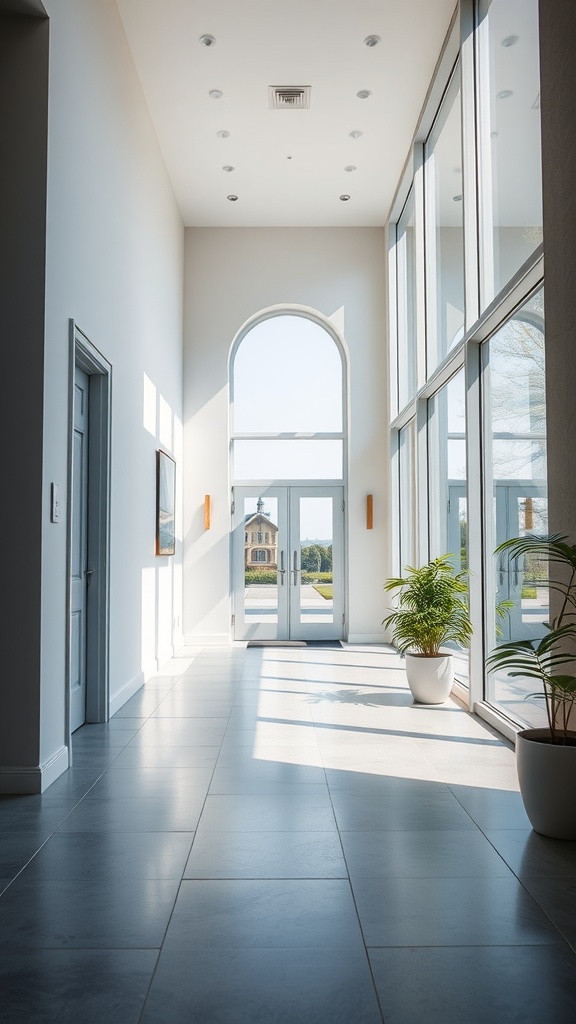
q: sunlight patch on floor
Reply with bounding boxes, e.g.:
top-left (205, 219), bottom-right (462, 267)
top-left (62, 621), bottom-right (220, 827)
top-left (247, 647), bottom-right (520, 792)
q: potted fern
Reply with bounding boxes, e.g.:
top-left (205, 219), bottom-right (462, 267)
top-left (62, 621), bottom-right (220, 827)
top-left (486, 534), bottom-right (576, 839)
top-left (383, 555), bottom-right (472, 704)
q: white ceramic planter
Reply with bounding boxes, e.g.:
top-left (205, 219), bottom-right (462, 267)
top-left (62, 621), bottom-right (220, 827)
top-left (516, 728), bottom-right (576, 839)
top-left (405, 652), bottom-right (454, 705)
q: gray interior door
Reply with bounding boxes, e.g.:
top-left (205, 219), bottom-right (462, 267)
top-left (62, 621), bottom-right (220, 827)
top-left (70, 366), bottom-right (89, 731)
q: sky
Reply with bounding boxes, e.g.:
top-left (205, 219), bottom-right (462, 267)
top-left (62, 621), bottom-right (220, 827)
top-left (233, 314), bottom-right (344, 536)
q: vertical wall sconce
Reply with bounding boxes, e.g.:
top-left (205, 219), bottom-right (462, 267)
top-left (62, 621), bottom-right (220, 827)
top-left (204, 495), bottom-right (211, 530)
top-left (366, 494), bottom-right (374, 529)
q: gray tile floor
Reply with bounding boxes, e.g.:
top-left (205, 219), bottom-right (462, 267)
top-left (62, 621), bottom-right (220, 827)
top-left (2, 644), bottom-right (576, 1022)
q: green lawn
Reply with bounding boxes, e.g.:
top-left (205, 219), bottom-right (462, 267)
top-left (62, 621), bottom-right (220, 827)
top-left (313, 585), bottom-right (333, 601)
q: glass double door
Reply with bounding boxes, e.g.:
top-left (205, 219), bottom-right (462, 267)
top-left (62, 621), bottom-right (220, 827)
top-left (232, 485), bottom-right (344, 641)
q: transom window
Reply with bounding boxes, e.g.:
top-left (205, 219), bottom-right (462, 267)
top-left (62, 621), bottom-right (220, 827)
top-left (231, 313), bottom-right (345, 482)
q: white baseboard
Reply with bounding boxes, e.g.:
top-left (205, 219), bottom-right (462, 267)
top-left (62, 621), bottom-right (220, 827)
top-left (156, 642), bottom-right (176, 672)
top-left (108, 671), bottom-right (145, 718)
top-left (346, 633), bottom-right (389, 645)
top-left (41, 746), bottom-right (70, 791)
top-left (182, 632), bottom-right (230, 646)
top-left (0, 745), bottom-right (69, 795)
top-left (156, 650), bottom-right (175, 673)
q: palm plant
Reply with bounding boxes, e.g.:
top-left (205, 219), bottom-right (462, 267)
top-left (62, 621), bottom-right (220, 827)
top-left (383, 555), bottom-right (472, 656)
top-left (486, 534), bottom-right (576, 744)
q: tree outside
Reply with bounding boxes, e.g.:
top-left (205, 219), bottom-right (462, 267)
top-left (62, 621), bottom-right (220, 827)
top-left (301, 544), bottom-right (332, 573)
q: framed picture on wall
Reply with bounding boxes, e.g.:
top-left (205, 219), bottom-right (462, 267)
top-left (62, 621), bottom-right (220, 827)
top-left (156, 449), bottom-right (176, 555)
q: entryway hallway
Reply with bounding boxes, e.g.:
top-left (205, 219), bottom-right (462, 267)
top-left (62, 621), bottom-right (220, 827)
top-left (1, 645), bottom-right (576, 1022)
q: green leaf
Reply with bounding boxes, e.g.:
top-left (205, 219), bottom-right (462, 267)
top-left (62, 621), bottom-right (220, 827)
top-left (383, 555), bottom-right (472, 656)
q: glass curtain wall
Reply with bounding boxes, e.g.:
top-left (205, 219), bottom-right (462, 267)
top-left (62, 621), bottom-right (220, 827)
top-left (389, 1), bottom-right (544, 731)
top-left (425, 65), bottom-right (465, 376)
top-left (477, 0), bottom-right (543, 308)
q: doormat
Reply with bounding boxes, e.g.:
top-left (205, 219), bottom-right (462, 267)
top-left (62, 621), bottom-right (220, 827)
top-left (247, 640), bottom-right (343, 649)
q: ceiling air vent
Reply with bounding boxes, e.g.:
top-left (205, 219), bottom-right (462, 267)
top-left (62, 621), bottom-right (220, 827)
top-left (269, 86), bottom-right (311, 110)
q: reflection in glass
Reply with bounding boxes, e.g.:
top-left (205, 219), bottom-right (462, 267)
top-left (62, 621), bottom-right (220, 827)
top-left (397, 189), bottom-right (417, 408)
top-left (477, 0), bottom-right (543, 307)
top-left (398, 421), bottom-right (417, 573)
top-left (243, 497), bottom-right (279, 624)
top-left (425, 65), bottom-right (465, 375)
top-left (484, 288), bottom-right (548, 724)
top-left (428, 369), bottom-right (469, 685)
top-left (299, 497), bottom-right (334, 625)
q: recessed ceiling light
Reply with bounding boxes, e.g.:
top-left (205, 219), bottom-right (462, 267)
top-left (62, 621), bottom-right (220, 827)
top-left (501, 34), bottom-right (519, 47)
top-left (349, 130), bottom-right (363, 139)
top-left (364, 35), bottom-right (381, 47)
top-left (217, 130), bottom-right (230, 139)
top-left (498, 89), bottom-right (513, 99)
top-left (227, 195), bottom-right (238, 201)
top-left (453, 194), bottom-right (463, 202)
top-left (222, 165), bottom-right (235, 172)
top-left (345, 165), bottom-right (357, 172)
top-left (209, 89), bottom-right (223, 99)
top-left (357, 90), bottom-right (372, 100)
top-left (199, 34), bottom-right (216, 47)
top-left (340, 194), bottom-right (351, 201)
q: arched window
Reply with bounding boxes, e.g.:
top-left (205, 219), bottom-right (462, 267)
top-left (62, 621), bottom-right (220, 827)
top-left (231, 313), bottom-right (345, 481)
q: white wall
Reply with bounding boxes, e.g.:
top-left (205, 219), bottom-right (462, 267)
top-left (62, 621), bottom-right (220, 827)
top-left (183, 227), bottom-right (389, 644)
top-left (40, 0), bottom-right (184, 771)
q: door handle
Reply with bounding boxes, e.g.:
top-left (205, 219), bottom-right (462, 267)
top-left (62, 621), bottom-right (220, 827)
top-left (277, 551), bottom-right (286, 585)
top-left (513, 556), bottom-right (520, 587)
top-left (85, 569), bottom-right (94, 587)
top-left (292, 550), bottom-right (300, 585)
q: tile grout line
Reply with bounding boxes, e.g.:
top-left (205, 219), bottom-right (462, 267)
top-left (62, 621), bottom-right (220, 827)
top-left (137, 646), bottom-right (245, 1023)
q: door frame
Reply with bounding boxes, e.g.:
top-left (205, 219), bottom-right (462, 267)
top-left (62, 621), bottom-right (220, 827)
top-left (66, 321), bottom-right (112, 748)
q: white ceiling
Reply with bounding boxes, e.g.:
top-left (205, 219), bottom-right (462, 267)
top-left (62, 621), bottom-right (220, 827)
top-left (116, 0), bottom-right (457, 227)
